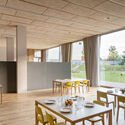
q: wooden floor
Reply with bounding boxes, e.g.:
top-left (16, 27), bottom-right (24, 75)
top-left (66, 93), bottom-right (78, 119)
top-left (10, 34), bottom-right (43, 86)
top-left (0, 87), bottom-right (124, 125)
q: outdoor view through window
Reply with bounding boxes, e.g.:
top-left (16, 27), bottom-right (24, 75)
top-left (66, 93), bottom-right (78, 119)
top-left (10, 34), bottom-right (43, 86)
top-left (71, 41), bottom-right (86, 79)
top-left (100, 30), bottom-right (125, 84)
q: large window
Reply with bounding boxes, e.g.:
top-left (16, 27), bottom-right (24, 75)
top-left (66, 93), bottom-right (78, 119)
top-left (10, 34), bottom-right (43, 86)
top-left (71, 41), bottom-right (86, 79)
top-left (46, 47), bottom-right (61, 62)
top-left (100, 30), bottom-right (125, 83)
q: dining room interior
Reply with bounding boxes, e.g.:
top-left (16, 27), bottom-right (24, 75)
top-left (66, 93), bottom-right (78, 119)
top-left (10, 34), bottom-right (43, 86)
top-left (1, 0), bottom-right (125, 125)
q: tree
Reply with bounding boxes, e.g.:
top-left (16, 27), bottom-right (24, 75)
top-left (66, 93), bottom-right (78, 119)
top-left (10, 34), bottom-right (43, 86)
top-left (120, 51), bottom-right (125, 65)
top-left (107, 46), bottom-right (119, 63)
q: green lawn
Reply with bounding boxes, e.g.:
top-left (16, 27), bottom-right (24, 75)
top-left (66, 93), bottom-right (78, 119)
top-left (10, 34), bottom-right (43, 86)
top-left (72, 63), bottom-right (125, 83)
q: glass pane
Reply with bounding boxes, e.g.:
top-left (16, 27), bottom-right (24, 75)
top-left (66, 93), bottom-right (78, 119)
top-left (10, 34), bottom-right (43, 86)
top-left (71, 41), bottom-right (86, 79)
top-left (100, 30), bottom-right (125, 84)
top-left (46, 47), bottom-right (60, 62)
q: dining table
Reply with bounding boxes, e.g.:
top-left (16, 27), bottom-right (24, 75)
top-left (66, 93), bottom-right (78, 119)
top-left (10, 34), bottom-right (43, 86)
top-left (35, 97), bottom-right (112, 125)
top-left (52, 79), bottom-right (90, 95)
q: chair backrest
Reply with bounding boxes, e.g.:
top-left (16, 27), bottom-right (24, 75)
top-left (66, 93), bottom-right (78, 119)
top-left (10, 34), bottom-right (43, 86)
top-left (35, 105), bottom-right (44, 123)
top-left (83, 80), bottom-right (89, 85)
top-left (46, 111), bottom-right (55, 125)
top-left (97, 91), bottom-right (108, 103)
top-left (93, 100), bottom-right (105, 106)
top-left (74, 81), bottom-right (80, 86)
top-left (118, 96), bottom-right (125, 104)
top-left (65, 82), bottom-right (72, 87)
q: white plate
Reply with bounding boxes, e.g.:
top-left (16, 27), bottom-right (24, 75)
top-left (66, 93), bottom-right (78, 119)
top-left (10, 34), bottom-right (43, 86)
top-left (84, 102), bottom-right (94, 108)
top-left (44, 100), bottom-right (56, 104)
top-left (60, 107), bottom-right (72, 113)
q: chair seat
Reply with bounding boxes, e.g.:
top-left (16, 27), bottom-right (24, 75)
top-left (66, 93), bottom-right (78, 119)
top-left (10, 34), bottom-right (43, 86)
top-left (88, 116), bottom-right (103, 122)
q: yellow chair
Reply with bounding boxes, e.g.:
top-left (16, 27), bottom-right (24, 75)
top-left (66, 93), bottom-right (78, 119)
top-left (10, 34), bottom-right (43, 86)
top-left (80, 80), bottom-right (90, 92)
top-left (63, 82), bottom-right (73, 95)
top-left (46, 111), bottom-right (65, 125)
top-left (73, 81), bottom-right (81, 94)
top-left (83, 100), bottom-right (105, 125)
top-left (116, 96), bottom-right (125, 122)
top-left (97, 91), bottom-right (115, 113)
top-left (35, 105), bottom-right (56, 125)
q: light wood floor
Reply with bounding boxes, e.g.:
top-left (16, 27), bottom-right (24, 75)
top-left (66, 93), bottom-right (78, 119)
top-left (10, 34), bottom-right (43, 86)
top-left (0, 87), bottom-right (124, 125)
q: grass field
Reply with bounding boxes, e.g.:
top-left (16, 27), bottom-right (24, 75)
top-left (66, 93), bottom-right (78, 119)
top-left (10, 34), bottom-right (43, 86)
top-left (72, 63), bottom-right (125, 83)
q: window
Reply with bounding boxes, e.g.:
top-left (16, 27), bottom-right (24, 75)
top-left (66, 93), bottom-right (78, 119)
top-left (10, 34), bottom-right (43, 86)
top-left (100, 30), bottom-right (125, 84)
top-left (71, 41), bottom-right (86, 79)
top-left (34, 50), bottom-right (41, 62)
top-left (46, 47), bottom-right (61, 62)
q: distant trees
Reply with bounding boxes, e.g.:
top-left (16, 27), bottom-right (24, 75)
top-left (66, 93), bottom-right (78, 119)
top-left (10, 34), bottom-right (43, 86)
top-left (107, 46), bottom-right (120, 62)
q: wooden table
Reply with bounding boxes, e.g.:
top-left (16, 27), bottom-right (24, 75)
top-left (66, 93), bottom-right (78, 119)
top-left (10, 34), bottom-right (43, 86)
top-left (52, 79), bottom-right (90, 95)
top-left (0, 84), bottom-right (3, 104)
top-left (35, 99), bottom-right (112, 125)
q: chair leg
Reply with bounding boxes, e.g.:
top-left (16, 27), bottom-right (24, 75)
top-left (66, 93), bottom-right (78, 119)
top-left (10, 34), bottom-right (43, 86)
top-left (82, 120), bottom-right (85, 125)
top-left (78, 86), bottom-right (80, 94)
top-left (116, 107), bottom-right (119, 122)
top-left (124, 109), bottom-right (125, 120)
top-left (91, 121), bottom-right (94, 125)
top-left (113, 102), bottom-right (115, 114)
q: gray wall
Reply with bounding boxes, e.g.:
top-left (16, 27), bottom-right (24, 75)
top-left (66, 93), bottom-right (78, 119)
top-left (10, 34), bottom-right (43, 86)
top-left (0, 62), bottom-right (7, 92)
top-left (27, 62), bottom-right (71, 90)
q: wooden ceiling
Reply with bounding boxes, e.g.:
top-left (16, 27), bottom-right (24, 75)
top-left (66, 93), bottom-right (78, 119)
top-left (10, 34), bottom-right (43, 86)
top-left (0, 0), bottom-right (125, 49)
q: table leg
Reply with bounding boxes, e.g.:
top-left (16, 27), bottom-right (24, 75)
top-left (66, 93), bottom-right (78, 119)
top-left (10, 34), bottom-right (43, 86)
top-left (1, 87), bottom-right (2, 104)
top-left (108, 110), bottom-right (112, 125)
top-left (35, 101), bottom-right (38, 125)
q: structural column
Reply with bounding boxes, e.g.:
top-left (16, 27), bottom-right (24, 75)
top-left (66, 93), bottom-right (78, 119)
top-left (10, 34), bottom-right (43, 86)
top-left (16, 25), bottom-right (27, 93)
top-left (6, 37), bottom-right (15, 61)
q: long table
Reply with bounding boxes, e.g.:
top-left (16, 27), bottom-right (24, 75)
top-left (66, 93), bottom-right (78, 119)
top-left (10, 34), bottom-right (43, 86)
top-left (35, 99), bottom-right (112, 125)
top-left (52, 79), bottom-right (90, 95)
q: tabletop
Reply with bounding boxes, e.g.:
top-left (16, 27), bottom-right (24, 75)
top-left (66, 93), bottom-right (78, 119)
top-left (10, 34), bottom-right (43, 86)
top-left (36, 98), bottom-right (112, 123)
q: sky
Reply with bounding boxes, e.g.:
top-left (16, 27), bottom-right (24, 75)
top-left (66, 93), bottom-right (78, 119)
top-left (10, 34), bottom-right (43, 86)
top-left (100, 30), bottom-right (125, 59)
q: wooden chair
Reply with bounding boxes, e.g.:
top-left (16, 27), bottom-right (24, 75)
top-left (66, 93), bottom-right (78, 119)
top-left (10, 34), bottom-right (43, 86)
top-left (116, 96), bottom-right (125, 122)
top-left (35, 105), bottom-right (56, 125)
top-left (83, 100), bottom-right (105, 125)
top-left (73, 81), bottom-right (81, 94)
top-left (97, 91), bottom-right (115, 113)
top-left (63, 82), bottom-right (73, 95)
top-left (80, 80), bottom-right (90, 92)
top-left (46, 111), bottom-right (65, 125)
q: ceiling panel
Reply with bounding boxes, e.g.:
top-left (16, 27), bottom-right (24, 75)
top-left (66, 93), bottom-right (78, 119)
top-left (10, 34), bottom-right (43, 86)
top-left (0, 0), bottom-right (7, 6)
top-left (94, 1), bottom-right (125, 18)
top-left (2, 15), bottom-right (32, 24)
top-left (66, 0), bottom-right (106, 8)
top-left (0, 6), bottom-right (16, 15)
top-left (46, 17), bottom-right (73, 26)
top-left (6, 0), bottom-right (47, 14)
top-left (43, 9), bottom-right (76, 20)
top-left (16, 11), bottom-right (49, 21)
top-left (22, 0), bottom-right (69, 9)
top-left (110, 0), bottom-right (125, 6)
top-left (62, 3), bottom-right (96, 16)
top-left (90, 11), bottom-right (118, 22)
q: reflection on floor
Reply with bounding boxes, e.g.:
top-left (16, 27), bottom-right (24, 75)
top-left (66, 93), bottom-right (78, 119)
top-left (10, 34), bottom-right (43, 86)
top-left (0, 87), bottom-right (124, 125)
